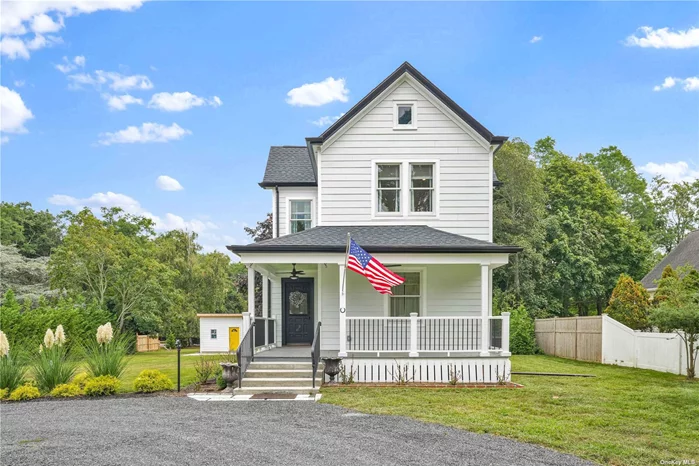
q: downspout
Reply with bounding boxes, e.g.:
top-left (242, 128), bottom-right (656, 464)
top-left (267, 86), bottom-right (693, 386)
top-left (275, 185), bottom-right (280, 238)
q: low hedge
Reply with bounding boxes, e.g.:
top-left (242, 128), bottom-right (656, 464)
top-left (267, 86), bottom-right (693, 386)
top-left (84, 375), bottom-right (120, 396)
top-left (133, 369), bottom-right (173, 393)
top-left (9, 384), bottom-right (41, 401)
top-left (51, 383), bottom-right (83, 398)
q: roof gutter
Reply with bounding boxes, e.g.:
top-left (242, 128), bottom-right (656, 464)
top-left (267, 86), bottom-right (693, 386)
top-left (227, 244), bottom-right (523, 254)
top-left (274, 186), bottom-right (280, 238)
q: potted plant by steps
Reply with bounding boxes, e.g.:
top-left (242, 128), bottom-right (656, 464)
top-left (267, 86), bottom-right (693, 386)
top-left (219, 362), bottom-right (240, 393)
top-left (321, 357), bottom-right (343, 384)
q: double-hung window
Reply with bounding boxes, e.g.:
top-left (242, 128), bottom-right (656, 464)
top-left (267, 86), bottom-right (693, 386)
top-left (410, 164), bottom-right (434, 213)
top-left (377, 164), bottom-right (401, 213)
top-left (289, 200), bottom-right (312, 233)
top-left (375, 162), bottom-right (435, 215)
top-left (210, 329), bottom-right (217, 340)
top-left (390, 272), bottom-right (421, 316)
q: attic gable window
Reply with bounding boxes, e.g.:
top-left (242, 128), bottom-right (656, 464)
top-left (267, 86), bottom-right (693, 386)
top-left (394, 102), bottom-right (417, 129)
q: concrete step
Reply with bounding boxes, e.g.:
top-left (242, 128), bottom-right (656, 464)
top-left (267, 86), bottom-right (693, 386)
top-left (245, 370), bottom-right (323, 379)
top-left (249, 362), bottom-right (318, 371)
top-left (233, 386), bottom-right (319, 396)
top-left (241, 378), bottom-right (315, 388)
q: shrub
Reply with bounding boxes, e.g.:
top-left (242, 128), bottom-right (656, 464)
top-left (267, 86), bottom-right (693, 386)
top-left (194, 357), bottom-right (215, 383)
top-left (83, 323), bottom-right (130, 378)
top-left (605, 274), bottom-right (651, 330)
top-left (50, 383), bottom-right (82, 398)
top-left (72, 372), bottom-right (90, 389)
top-left (215, 374), bottom-right (227, 390)
top-left (84, 375), bottom-right (120, 396)
top-left (508, 305), bottom-right (539, 355)
top-left (33, 327), bottom-right (77, 392)
top-left (133, 369), bottom-right (173, 393)
top-left (0, 330), bottom-right (27, 393)
top-left (9, 384), bottom-right (41, 401)
top-left (165, 332), bottom-right (176, 350)
top-left (0, 388), bottom-right (8, 399)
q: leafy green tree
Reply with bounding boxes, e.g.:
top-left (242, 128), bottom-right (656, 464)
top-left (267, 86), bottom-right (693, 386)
top-left (605, 274), bottom-right (651, 330)
top-left (0, 245), bottom-right (58, 304)
top-left (579, 146), bottom-right (656, 233)
top-left (506, 305), bottom-right (539, 355)
top-left (493, 139), bottom-right (548, 312)
top-left (650, 177), bottom-right (699, 253)
top-left (650, 269), bottom-right (699, 379)
top-left (0, 202), bottom-right (62, 257)
top-left (654, 265), bottom-right (679, 305)
top-left (243, 213), bottom-right (273, 242)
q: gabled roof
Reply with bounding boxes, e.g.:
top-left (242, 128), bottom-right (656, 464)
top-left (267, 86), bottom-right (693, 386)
top-left (641, 230), bottom-right (699, 289)
top-left (227, 225), bottom-right (522, 254)
top-left (261, 62), bottom-right (507, 188)
top-left (259, 146), bottom-right (316, 187)
top-left (315, 61), bottom-right (507, 145)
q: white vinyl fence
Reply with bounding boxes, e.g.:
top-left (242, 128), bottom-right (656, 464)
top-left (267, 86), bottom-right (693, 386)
top-left (601, 314), bottom-right (692, 376)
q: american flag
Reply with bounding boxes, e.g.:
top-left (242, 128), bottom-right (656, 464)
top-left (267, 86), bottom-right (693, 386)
top-left (346, 239), bottom-right (405, 294)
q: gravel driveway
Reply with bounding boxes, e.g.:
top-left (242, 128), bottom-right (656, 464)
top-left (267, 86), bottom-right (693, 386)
top-left (1, 397), bottom-right (591, 466)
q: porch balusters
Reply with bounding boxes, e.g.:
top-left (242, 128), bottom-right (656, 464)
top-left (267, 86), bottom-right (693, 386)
top-left (409, 312), bottom-right (419, 357)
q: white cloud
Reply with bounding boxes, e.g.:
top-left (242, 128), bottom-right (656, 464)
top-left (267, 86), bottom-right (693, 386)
top-left (0, 86), bottom-right (34, 141)
top-left (48, 191), bottom-right (144, 213)
top-left (311, 113), bottom-right (344, 127)
top-left (69, 70), bottom-right (153, 91)
top-left (102, 94), bottom-right (144, 111)
top-left (98, 122), bottom-right (191, 145)
top-left (625, 26), bottom-right (699, 49)
top-left (530, 36), bottom-right (543, 44)
top-left (286, 77), bottom-right (349, 107)
top-left (156, 175), bottom-right (184, 191)
top-left (14, 80), bottom-right (25, 88)
top-left (0, 1), bottom-right (145, 59)
top-left (639, 161), bottom-right (699, 183)
top-left (653, 76), bottom-right (699, 92)
top-left (148, 92), bottom-right (222, 112)
top-left (55, 55), bottom-right (86, 73)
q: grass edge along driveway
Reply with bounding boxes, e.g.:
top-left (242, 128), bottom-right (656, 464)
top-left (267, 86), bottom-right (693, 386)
top-left (320, 355), bottom-right (699, 466)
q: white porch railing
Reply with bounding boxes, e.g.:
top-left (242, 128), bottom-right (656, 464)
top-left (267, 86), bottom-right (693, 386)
top-left (344, 313), bottom-right (510, 357)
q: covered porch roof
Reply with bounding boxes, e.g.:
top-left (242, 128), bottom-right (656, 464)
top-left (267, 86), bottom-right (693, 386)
top-left (227, 225), bottom-right (522, 254)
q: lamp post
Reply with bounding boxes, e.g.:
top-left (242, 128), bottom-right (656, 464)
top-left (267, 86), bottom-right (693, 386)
top-left (175, 339), bottom-right (182, 392)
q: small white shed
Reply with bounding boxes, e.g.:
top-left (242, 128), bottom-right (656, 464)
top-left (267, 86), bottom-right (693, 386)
top-left (197, 314), bottom-right (244, 353)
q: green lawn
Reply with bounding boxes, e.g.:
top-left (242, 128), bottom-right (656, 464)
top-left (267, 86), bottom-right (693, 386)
top-left (320, 355), bottom-right (699, 466)
top-left (99, 349), bottom-right (226, 393)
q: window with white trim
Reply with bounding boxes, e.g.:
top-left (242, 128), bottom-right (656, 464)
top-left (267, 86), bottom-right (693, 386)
top-left (289, 200), bottom-right (312, 233)
top-left (210, 329), bottom-right (217, 339)
top-left (390, 272), bottom-right (421, 316)
top-left (394, 102), bottom-right (417, 129)
top-left (410, 163), bottom-right (434, 213)
top-left (377, 164), bottom-right (401, 213)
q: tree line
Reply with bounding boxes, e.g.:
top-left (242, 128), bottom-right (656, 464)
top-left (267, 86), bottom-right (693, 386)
top-left (1, 203), bottom-right (248, 344)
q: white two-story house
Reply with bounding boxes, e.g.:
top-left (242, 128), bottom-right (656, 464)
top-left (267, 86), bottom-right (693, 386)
top-left (226, 62), bottom-right (521, 388)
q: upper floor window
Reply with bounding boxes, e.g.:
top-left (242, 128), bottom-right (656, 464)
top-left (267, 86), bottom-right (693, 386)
top-left (394, 102), bottom-right (417, 129)
top-left (290, 200), bottom-right (312, 233)
top-left (377, 164), bottom-right (401, 213)
top-left (410, 164), bottom-right (434, 213)
top-left (390, 272), bottom-right (421, 316)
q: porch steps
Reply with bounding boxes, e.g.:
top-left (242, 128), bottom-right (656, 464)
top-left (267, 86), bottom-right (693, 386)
top-left (234, 361), bottom-right (323, 395)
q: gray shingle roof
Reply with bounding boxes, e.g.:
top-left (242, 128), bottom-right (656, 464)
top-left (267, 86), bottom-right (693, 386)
top-left (228, 225), bottom-right (522, 254)
top-left (641, 230), bottom-right (699, 288)
top-left (260, 146), bottom-right (316, 187)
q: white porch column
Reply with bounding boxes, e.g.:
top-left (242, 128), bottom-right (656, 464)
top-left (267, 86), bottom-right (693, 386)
top-left (242, 311), bottom-right (251, 336)
top-left (480, 264), bottom-right (490, 357)
top-left (409, 312), bottom-right (419, 357)
top-left (262, 277), bottom-right (269, 345)
top-left (247, 266), bottom-right (255, 319)
top-left (339, 264), bottom-right (347, 357)
top-left (501, 312), bottom-right (511, 356)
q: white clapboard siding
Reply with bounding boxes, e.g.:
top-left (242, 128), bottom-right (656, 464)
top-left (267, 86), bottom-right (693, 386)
top-left (319, 80), bottom-right (492, 240)
top-left (277, 186), bottom-right (317, 237)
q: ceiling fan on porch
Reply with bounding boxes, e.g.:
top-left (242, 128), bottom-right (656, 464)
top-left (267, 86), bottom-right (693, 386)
top-left (281, 263), bottom-right (306, 280)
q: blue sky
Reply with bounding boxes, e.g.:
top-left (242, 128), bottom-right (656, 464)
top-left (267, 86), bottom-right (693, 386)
top-left (1, 1), bottom-right (698, 254)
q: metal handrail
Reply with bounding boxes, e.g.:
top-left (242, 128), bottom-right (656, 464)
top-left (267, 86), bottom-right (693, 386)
top-left (311, 321), bottom-right (322, 388)
top-left (236, 321), bottom-right (255, 389)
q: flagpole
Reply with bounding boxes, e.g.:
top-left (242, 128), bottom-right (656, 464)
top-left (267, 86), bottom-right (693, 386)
top-left (338, 232), bottom-right (350, 357)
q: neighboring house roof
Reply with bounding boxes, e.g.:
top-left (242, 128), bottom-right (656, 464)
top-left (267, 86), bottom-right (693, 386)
top-left (227, 225), bottom-right (522, 254)
top-left (641, 230), bottom-right (699, 289)
top-left (259, 146), bottom-right (316, 187)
